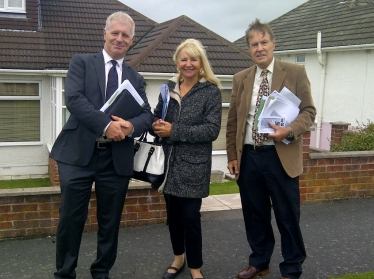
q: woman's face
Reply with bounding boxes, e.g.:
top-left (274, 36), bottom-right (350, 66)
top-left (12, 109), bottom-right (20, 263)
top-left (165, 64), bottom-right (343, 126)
top-left (177, 49), bottom-right (202, 82)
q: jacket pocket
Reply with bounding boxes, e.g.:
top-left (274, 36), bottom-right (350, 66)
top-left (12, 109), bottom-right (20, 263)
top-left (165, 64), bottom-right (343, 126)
top-left (177, 154), bottom-right (209, 186)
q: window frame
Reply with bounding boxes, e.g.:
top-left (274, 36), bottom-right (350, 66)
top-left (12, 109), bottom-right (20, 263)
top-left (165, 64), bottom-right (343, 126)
top-left (212, 103), bottom-right (229, 154)
top-left (0, 79), bottom-right (42, 146)
top-left (50, 76), bottom-right (68, 143)
top-left (0, 0), bottom-right (26, 13)
top-left (296, 54), bottom-right (306, 65)
top-left (212, 86), bottom-right (231, 153)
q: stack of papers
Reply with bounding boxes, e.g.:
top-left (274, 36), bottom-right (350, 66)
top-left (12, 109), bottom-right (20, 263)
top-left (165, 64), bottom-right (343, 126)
top-left (254, 87), bottom-right (300, 143)
top-left (100, 79), bottom-right (145, 112)
top-left (100, 79), bottom-right (145, 120)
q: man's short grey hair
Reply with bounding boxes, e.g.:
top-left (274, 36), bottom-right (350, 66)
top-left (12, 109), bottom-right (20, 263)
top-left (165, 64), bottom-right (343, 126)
top-left (105, 11), bottom-right (135, 37)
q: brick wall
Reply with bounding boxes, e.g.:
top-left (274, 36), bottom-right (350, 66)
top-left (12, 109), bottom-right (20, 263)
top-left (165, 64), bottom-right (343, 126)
top-left (300, 122), bottom-right (374, 204)
top-left (0, 183), bottom-right (166, 239)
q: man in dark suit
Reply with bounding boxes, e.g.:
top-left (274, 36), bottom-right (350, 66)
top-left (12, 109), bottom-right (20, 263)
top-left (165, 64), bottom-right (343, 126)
top-left (226, 19), bottom-right (316, 279)
top-left (50, 12), bottom-right (153, 279)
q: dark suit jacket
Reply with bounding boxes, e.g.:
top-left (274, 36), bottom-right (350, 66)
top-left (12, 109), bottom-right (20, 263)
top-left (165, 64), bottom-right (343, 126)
top-left (226, 59), bottom-right (316, 178)
top-left (50, 52), bottom-right (153, 176)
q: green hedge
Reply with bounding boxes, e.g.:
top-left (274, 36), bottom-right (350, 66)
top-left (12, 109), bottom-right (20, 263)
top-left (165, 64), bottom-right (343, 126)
top-left (331, 121), bottom-right (374, 152)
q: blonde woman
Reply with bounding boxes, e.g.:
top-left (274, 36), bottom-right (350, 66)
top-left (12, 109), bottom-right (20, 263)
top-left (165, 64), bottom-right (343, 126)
top-left (151, 39), bottom-right (222, 279)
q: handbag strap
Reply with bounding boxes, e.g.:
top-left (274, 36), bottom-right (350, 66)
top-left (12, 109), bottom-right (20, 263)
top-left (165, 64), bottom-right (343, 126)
top-left (142, 146), bottom-right (155, 172)
top-left (134, 132), bottom-right (148, 155)
top-left (139, 132), bottom-right (148, 141)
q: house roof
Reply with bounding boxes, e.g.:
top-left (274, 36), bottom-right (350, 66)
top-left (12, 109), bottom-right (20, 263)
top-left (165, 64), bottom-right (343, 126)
top-left (0, 0), bottom-right (156, 70)
top-left (234, 0), bottom-right (374, 52)
top-left (126, 15), bottom-right (252, 75)
top-left (0, 0), bottom-right (252, 74)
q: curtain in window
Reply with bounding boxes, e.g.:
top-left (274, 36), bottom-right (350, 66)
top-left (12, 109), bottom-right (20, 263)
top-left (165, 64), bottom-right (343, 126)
top-left (8, 0), bottom-right (22, 8)
top-left (0, 83), bottom-right (40, 142)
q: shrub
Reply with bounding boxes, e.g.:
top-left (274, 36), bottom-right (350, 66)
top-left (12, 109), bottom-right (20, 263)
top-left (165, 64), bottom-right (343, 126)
top-left (330, 120), bottom-right (374, 152)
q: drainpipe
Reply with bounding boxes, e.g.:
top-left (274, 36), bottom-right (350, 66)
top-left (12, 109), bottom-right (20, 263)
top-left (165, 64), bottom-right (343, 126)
top-left (316, 31), bottom-right (327, 149)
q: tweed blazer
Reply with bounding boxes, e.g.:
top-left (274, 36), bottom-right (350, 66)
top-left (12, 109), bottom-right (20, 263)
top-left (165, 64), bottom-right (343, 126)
top-left (226, 59), bottom-right (316, 178)
top-left (152, 76), bottom-right (222, 198)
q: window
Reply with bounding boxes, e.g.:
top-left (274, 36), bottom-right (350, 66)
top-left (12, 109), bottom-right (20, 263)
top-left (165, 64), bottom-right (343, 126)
top-left (0, 81), bottom-right (41, 143)
top-left (296, 54), bottom-right (306, 64)
top-left (0, 0), bottom-right (25, 13)
top-left (212, 88), bottom-right (231, 151)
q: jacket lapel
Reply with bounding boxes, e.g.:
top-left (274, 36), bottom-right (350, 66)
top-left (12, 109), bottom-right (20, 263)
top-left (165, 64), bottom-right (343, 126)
top-left (244, 67), bottom-right (256, 114)
top-left (122, 62), bottom-right (131, 83)
top-left (93, 52), bottom-right (106, 103)
top-left (271, 59), bottom-right (286, 92)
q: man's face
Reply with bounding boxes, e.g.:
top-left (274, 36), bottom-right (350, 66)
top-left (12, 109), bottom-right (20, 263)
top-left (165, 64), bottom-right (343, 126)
top-left (248, 30), bottom-right (275, 69)
top-left (103, 19), bottom-right (134, 60)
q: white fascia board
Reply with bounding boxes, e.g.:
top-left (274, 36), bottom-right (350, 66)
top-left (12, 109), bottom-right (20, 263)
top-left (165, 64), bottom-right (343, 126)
top-left (139, 72), bottom-right (233, 81)
top-left (0, 69), bottom-right (68, 76)
top-left (275, 44), bottom-right (374, 55)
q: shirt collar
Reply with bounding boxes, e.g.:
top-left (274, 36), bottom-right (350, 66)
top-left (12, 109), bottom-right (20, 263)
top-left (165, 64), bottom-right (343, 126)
top-left (102, 49), bottom-right (124, 67)
top-left (256, 57), bottom-right (275, 75)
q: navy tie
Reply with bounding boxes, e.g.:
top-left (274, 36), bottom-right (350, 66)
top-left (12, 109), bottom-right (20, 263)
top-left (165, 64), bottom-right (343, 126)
top-left (105, 60), bottom-right (118, 102)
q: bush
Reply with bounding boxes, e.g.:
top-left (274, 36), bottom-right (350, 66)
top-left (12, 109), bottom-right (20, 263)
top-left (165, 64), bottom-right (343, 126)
top-left (330, 120), bottom-right (374, 152)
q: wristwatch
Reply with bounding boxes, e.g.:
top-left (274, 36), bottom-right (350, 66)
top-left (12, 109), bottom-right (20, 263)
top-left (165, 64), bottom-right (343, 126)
top-left (287, 127), bottom-right (294, 139)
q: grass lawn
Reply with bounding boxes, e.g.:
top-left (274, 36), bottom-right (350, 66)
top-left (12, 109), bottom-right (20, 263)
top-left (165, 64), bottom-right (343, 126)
top-left (0, 178), bottom-right (239, 195)
top-left (209, 180), bottom-right (239, 195)
top-left (329, 272), bottom-right (374, 279)
top-left (0, 177), bottom-right (52, 189)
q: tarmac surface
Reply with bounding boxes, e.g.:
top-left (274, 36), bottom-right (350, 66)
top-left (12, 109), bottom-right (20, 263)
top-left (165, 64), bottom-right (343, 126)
top-left (0, 195), bottom-right (373, 279)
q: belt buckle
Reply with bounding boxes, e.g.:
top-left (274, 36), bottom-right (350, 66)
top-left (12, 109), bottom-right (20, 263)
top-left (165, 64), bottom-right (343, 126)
top-left (96, 141), bottom-right (107, 149)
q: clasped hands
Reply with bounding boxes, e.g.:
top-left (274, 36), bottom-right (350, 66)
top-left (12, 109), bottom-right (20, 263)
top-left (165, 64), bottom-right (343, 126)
top-left (152, 119), bottom-right (172, 138)
top-left (105, 115), bottom-right (133, 141)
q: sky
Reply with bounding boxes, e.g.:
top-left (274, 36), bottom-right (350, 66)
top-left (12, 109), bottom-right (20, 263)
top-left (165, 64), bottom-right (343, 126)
top-left (119, 0), bottom-right (308, 42)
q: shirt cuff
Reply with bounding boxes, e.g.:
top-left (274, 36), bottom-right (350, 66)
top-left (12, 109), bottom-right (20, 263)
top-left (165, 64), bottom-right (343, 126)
top-left (103, 121), bottom-right (112, 137)
top-left (127, 123), bottom-right (134, 138)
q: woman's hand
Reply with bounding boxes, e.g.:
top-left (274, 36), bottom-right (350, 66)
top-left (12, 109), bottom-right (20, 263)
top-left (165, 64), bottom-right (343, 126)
top-left (153, 119), bottom-right (172, 137)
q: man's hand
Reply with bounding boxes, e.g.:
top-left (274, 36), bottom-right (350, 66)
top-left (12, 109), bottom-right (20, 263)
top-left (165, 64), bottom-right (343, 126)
top-left (227, 160), bottom-right (239, 176)
top-left (268, 122), bottom-right (291, 142)
top-left (105, 115), bottom-right (133, 141)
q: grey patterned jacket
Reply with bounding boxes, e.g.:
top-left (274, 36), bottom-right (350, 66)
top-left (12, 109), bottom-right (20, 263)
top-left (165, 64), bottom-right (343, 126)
top-left (152, 75), bottom-right (222, 198)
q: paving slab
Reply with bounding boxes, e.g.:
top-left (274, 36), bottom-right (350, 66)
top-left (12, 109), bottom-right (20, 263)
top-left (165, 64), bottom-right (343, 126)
top-left (201, 194), bottom-right (242, 211)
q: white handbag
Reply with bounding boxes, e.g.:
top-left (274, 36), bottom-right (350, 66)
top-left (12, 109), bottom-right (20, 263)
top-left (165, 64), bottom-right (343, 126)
top-left (133, 133), bottom-right (165, 186)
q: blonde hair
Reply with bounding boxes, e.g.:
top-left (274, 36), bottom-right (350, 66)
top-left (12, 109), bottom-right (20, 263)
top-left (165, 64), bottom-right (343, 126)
top-left (173, 39), bottom-right (221, 88)
top-left (105, 11), bottom-right (135, 38)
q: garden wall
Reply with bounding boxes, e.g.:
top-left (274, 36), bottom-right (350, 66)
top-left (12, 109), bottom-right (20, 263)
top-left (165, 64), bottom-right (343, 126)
top-left (300, 122), bottom-right (374, 204)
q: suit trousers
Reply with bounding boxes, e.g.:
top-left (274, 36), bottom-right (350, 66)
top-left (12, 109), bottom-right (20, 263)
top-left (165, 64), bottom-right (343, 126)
top-left (54, 147), bottom-right (130, 279)
top-left (237, 145), bottom-right (306, 279)
top-left (164, 194), bottom-right (203, 269)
